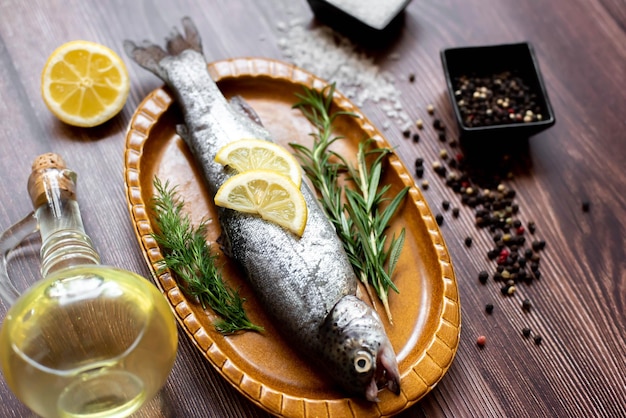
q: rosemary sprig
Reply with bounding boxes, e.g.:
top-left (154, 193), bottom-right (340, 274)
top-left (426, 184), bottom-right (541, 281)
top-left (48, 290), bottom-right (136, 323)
top-left (291, 84), bottom-right (409, 324)
top-left (151, 177), bottom-right (263, 334)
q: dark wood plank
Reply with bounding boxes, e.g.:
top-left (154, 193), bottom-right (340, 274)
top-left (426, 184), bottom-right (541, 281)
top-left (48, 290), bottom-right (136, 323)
top-left (0, 0), bottom-right (624, 417)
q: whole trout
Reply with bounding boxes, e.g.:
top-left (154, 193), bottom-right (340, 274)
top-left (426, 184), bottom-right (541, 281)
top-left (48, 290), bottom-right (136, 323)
top-left (124, 17), bottom-right (400, 401)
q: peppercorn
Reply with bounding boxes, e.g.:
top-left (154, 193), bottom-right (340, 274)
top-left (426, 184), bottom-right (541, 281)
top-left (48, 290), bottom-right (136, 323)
top-left (532, 240), bottom-right (546, 251)
top-left (534, 335), bottom-right (543, 345)
top-left (452, 207), bottom-right (460, 218)
top-left (476, 335), bottom-right (486, 347)
top-left (522, 298), bottom-right (532, 312)
top-left (415, 166), bottom-right (424, 178)
top-left (522, 327), bottom-right (531, 338)
top-left (416, 119), bottom-right (423, 129)
top-left (415, 157), bottom-right (424, 167)
top-left (442, 200), bottom-right (450, 211)
top-left (402, 129), bottom-right (411, 138)
top-left (435, 213), bottom-right (444, 226)
top-left (412, 133), bottom-right (420, 143)
top-left (421, 179), bottom-right (429, 190)
top-left (478, 271), bottom-right (489, 284)
top-left (408, 73), bottom-right (416, 83)
top-left (485, 303), bottom-right (494, 314)
top-left (426, 104), bottom-right (434, 114)
top-left (438, 132), bottom-right (447, 142)
top-left (528, 221), bottom-right (536, 234)
top-left (582, 201), bottom-right (590, 212)
top-left (464, 236), bottom-right (473, 248)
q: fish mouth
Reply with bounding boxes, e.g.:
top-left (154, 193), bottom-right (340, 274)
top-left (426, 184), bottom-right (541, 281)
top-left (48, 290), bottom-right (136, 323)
top-left (366, 342), bottom-right (401, 402)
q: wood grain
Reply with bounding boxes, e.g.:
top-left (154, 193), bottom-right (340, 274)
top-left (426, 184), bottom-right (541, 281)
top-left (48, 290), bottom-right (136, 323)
top-left (0, 0), bottom-right (624, 417)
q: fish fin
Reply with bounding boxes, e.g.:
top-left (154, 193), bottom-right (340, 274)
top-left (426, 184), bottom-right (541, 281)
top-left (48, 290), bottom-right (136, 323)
top-left (123, 17), bottom-right (202, 80)
top-left (229, 96), bottom-right (264, 128)
top-left (175, 124), bottom-right (189, 141)
top-left (165, 16), bottom-right (202, 56)
top-left (123, 40), bottom-right (168, 80)
top-left (365, 379), bottom-right (380, 402)
top-left (216, 233), bottom-right (233, 258)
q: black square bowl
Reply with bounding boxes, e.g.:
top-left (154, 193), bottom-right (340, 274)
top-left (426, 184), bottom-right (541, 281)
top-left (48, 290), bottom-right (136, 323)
top-left (440, 42), bottom-right (556, 141)
top-left (307, 0), bottom-right (412, 45)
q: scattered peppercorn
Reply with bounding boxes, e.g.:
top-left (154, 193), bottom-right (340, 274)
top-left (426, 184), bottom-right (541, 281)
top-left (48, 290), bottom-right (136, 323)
top-left (532, 240), bottom-right (546, 251)
top-left (452, 207), bottom-right (460, 218)
top-left (412, 133), bottom-right (420, 143)
top-left (438, 132), bottom-right (447, 142)
top-left (478, 270), bottom-right (489, 284)
top-left (408, 73), bottom-right (416, 83)
top-left (442, 200), bottom-right (450, 211)
top-left (522, 298), bottom-right (532, 312)
top-left (522, 327), bottom-right (531, 338)
top-left (485, 303), bottom-right (494, 314)
top-left (416, 119), bottom-right (424, 129)
top-left (435, 213), bottom-right (444, 226)
top-left (476, 335), bottom-right (486, 347)
top-left (464, 236), bottom-right (473, 247)
top-left (402, 129), bottom-right (411, 138)
top-left (426, 104), bottom-right (434, 114)
top-left (421, 180), bottom-right (429, 190)
top-left (534, 335), bottom-right (543, 345)
top-left (582, 200), bottom-right (590, 212)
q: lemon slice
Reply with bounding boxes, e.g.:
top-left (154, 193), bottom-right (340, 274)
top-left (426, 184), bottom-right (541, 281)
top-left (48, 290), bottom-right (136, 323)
top-left (214, 169), bottom-right (307, 236)
top-left (41, 40), bottom-right (130, 127)
top-left (215, 138), bottom-right (302, 187)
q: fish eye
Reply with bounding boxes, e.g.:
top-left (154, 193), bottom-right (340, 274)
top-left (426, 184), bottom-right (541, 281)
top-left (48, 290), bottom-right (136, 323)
top-left (354, 351), bottom-right (373, 373)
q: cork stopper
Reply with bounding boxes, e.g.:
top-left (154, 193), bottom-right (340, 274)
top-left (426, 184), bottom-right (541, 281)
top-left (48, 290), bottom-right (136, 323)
top-left (27, 153), bottom-right (76, 209)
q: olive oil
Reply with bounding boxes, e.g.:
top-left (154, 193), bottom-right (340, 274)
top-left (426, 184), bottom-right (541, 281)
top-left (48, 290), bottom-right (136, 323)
top-left (0, 154), bottom-right (177, 418)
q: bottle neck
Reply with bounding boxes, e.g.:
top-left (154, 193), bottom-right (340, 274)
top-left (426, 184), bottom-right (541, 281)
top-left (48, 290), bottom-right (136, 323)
top-left (28, 161), bottom-right (100, 277)
top-left (37, 199), bottom-right (101, 277)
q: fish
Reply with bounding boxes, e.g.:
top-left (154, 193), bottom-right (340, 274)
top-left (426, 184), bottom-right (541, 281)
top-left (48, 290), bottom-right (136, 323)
top-left (124, 17), bottom-right (400, 402)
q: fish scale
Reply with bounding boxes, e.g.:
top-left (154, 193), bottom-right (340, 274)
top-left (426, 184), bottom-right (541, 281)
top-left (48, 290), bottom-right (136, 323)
top-left (124, 17), bottom-right (400, 401)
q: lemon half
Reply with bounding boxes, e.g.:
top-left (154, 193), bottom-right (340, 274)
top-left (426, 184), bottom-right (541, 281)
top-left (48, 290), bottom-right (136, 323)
top-left (41, 40), bottom-right (130, 127)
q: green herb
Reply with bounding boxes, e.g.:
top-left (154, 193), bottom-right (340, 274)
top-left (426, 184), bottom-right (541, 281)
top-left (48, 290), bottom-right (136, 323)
top-left (291, 84), bottom-right (409, 324)
top-left (151, 177), bottom-right (263, 334)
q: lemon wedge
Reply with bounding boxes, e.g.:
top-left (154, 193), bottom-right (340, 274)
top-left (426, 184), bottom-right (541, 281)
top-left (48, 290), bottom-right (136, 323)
top-left (41, 40), bottom-right (130, 127)
top-left (215, 138), bottom-right (302, 187)
top-left (214, 169), bottom-right (307, 236)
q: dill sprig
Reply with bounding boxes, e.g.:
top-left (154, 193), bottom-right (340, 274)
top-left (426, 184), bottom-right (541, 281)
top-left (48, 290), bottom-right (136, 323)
top-left (151, 177), bottom-right (263, 334)
top-left (291, 84), bottom-right (409, 324)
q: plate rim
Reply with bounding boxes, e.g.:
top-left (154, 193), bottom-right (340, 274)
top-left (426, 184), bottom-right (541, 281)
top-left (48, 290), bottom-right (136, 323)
top-left (123, 56), bottom-right (461, 417)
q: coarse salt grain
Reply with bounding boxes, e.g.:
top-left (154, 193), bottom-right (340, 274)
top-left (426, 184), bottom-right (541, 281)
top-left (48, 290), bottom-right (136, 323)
top-left (276, 20), bottom-right (408, 128)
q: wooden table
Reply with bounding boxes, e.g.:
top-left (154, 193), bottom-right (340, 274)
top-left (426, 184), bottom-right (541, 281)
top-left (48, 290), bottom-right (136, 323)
top-left (0, 0), bottom-right (624, 417)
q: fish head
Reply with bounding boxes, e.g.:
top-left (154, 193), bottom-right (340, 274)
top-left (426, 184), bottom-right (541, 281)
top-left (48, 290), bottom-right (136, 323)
top-left (319, 295), bottom-right (401, 402)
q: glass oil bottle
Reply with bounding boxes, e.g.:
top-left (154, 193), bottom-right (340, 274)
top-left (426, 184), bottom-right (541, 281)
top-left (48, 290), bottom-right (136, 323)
top-left (0, 153), bottom-right (178, 418)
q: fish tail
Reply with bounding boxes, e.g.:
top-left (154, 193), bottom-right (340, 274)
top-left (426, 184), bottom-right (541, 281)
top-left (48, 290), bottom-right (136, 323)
top-left (123, 17), bottom-right (202, 80)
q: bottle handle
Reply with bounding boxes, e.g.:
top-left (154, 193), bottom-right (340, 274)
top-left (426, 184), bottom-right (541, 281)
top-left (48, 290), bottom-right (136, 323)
top-left (0, 211), bottom-right (38, 305)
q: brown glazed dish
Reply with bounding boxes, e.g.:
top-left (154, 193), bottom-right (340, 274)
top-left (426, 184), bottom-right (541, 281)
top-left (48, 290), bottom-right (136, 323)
top-left (124, 57), bottom-right (460, 417)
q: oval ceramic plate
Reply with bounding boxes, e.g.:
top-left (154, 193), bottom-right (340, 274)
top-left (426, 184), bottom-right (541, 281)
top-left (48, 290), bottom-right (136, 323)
top-left (124, 57), bottom-right (460, 417)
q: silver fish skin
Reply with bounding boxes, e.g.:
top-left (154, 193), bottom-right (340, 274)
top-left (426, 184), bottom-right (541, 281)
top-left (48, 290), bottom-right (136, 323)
top-left (124, 17), bottom-right (400, 401)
